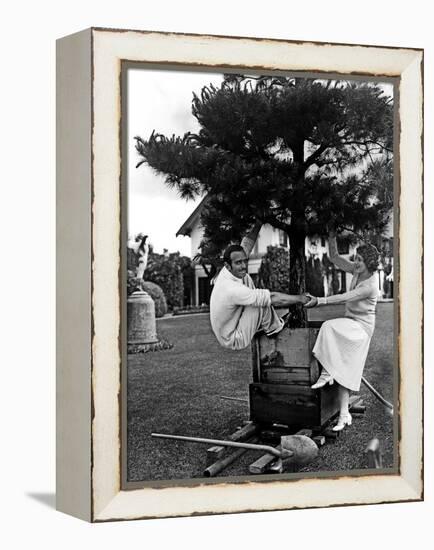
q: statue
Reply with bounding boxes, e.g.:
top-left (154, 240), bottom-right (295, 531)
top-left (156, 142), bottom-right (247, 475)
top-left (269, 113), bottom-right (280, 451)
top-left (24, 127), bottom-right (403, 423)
top-left (126, 233), bottom-right (172, 353)
top-left (128, 233), bottom-right (149, 279)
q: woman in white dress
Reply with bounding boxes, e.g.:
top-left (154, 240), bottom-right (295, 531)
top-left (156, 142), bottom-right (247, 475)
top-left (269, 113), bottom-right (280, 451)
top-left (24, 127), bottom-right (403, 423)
top-left (306, 232), bottom-right (380, 432)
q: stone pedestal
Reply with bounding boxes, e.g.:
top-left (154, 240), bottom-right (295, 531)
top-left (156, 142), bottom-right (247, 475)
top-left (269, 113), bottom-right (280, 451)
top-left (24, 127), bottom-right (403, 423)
top-left (127, 290), bottom-right (158, 345)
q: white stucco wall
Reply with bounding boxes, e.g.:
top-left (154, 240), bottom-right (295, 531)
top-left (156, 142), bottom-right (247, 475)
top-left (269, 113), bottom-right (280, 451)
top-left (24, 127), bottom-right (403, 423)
top-left (189, 222), bottom-right (283, 259)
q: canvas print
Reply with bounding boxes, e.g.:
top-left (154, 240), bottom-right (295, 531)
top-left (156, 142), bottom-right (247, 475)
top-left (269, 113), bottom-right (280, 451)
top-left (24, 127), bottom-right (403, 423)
top-left (124, 66), bottom-right (396, 484)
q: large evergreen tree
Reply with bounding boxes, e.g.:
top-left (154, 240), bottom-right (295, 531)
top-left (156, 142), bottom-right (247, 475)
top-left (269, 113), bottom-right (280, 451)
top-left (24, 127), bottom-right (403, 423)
top-left (135, 75), bottom-right (393, 326)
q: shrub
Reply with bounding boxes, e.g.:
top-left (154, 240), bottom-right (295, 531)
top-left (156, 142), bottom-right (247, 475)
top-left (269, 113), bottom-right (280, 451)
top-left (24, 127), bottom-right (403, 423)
top-left (140, 281), bottom-right (168, 318)
top-left (127, 276), bottom-right (168, 318)
top-left (144, 251), bottom-right (190, 310)
top-left (127, 247), bottom-right (138, 272)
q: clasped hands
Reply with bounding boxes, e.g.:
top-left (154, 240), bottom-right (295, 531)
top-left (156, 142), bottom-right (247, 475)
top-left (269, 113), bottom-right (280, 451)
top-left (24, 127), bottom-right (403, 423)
top-left (299, 293), bottom-right (318, 308)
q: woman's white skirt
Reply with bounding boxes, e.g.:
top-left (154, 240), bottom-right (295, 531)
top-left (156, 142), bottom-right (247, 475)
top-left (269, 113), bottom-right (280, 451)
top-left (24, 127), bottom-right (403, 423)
top-left (312, 318), bottom-right (371, 391)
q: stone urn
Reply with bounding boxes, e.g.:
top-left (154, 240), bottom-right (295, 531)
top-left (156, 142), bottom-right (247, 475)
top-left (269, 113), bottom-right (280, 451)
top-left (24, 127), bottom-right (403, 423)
top-left (127, 290), bottom-right (158, 345)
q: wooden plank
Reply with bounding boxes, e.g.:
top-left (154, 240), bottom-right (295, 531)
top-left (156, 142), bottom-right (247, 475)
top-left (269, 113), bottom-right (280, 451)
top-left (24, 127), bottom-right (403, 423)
top-left (204, 437), bottom-right (259, 477)
top-left (313, 435), bottom-right (326, 446)
top-left (258, 328), bottom-right (321, 385)
top-left (319, 383), bottom-right (341, 426)
top-left (249, 383), bottom-right (318, 428)
top-left (206, 445), bottom-right (225, 464)
top-left (322, 428), bottom-right (339, 439)
top-left (309, 328), bottom-right (320, 350)
top-left (349, 395), bottom-right (363, 407)
top-left (228, 421), bottom-right (259, 441)
top-left (263, 366), bottom-right (312, 374)
top-left (307, 320), bottom-right (324, 329)
top-left (262, 376), bottom-right (309, 385)
top-left (308, 330), bottom-right (321, 384)
top-left (309, 357), bottom-right (320, 384)
top-left (350, 404), bottom-right (366, 414)
top-left (251, 337), bottom-right (261, 383)
top-left (251, 382), bottom-right (318, 399)
top-left (349, 396), bottom-right (365, 414)
top-left (258, 329), bottom-right (313, 367)
top-left (206, 422), bottom-right (259, 465)
top-left (262, 367), bottom-right (311, 385)
top-left (249, 444), bottom-right (282, 474)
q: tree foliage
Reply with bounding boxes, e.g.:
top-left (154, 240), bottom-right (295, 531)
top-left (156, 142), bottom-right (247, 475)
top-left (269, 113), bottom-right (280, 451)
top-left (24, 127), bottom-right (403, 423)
top-left (259, 246), bottom-right (346, 298)
top-left (135, 75), bottom-right (393, 325)
top-left (257, 246), bottom-right (290, 293)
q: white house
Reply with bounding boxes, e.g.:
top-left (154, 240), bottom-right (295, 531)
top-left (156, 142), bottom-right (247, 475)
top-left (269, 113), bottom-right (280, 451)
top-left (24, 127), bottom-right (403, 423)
top-left (176, 198), bottom-right (393, 305)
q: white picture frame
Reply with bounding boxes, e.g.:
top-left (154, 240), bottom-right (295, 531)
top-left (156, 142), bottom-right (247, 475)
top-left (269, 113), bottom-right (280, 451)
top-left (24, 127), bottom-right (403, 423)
top-left (56, 27), bottom-right (423, 522)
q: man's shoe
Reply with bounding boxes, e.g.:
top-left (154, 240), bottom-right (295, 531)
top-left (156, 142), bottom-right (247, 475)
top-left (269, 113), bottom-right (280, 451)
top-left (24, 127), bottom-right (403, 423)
top-left (265, 321), bottom-right (285, 339)
top-left (311, 369), bottom-right (334, 389)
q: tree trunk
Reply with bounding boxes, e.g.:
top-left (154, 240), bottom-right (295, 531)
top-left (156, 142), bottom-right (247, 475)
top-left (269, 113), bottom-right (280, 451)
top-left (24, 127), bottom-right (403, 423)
top-left (288, 142), bottom-right (307, 328)
top-left (287, 227), bottom-right (308, 328)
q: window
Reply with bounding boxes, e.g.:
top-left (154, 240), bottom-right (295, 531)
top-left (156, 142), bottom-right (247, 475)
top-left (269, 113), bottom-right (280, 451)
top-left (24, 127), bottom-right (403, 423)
top-left (279, 230), bottom-right (288, 248)
top-left (198, 277), bottom-right (212, 305)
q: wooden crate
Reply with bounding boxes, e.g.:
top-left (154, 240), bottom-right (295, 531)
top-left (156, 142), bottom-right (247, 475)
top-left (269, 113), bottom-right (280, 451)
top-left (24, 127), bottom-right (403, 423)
top-left (250, 325), bottom-right (340, 430)
top-left (249, 381), bottom-right (340, 430)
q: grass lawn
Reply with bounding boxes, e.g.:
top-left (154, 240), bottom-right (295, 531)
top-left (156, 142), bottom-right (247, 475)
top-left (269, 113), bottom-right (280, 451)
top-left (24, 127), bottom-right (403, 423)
top-left (127, 303), bottom-right (395, 482)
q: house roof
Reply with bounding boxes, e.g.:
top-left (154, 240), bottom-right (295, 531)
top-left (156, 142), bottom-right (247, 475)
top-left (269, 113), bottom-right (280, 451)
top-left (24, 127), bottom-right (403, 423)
top-left (176, 197), bottom-right (208, 237)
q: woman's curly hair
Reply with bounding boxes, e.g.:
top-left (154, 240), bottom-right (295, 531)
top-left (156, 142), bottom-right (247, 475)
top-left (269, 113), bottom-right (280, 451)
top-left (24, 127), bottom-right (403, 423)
top-left (356, 244), bottom-right (380, 273)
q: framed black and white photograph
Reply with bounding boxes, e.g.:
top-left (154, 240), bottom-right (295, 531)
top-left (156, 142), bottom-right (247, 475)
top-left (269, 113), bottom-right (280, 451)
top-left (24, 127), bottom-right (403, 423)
top-left (56, 28), bottom-right (423, 522)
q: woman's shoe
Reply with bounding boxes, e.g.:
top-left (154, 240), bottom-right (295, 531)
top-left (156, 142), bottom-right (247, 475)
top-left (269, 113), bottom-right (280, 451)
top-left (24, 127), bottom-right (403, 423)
top-left (332, 413), bottom-right (352, 432)
top-left (311, 369), bottom-right (334, 389)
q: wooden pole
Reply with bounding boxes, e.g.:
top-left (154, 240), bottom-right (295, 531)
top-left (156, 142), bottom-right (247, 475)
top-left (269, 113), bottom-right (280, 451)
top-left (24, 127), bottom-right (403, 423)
top-left (361, 376), bottom-right (394, 414)
top-left (218, 395), bottom-right (248, 403)
top-left (206, 421), bottom-right (259, 465)
top-left (204, 437), bottom-right (259, 477)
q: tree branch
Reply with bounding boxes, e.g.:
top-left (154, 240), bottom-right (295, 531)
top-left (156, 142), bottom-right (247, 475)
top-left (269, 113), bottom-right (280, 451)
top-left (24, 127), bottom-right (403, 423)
top-left (259, 215), bottom-right (291, 233)
top-left (303, 143), bottom-right (328, 170)
top-left (339, 226), bottom-right (382, 253)
top-left (341, 139), bottom-right (393, 154)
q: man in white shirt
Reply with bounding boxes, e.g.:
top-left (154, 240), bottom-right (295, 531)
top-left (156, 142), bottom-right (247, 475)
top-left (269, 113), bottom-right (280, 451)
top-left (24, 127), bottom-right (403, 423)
top-left (210, 222), bottom-right (309, 350)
